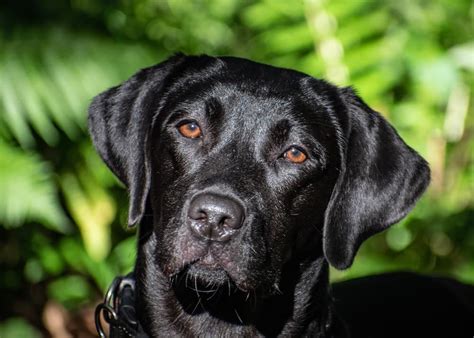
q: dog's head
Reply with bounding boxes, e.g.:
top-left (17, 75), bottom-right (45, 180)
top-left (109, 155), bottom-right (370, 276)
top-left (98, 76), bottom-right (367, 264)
top-left (89, 55), bottom-right (429, 293)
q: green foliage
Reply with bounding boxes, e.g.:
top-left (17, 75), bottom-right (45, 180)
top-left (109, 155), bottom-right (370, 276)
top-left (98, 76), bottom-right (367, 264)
top-left (0, 0), bottom-right (472, 334)
top-left (0, 141), bottom-right (68, 232)
top-left (47, 275), bottom-right (93, 308)
top-left (0, 318), bottom-right (41, 338)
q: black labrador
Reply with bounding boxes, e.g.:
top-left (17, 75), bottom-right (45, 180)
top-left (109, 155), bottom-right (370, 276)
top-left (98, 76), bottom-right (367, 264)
top-left (88, 55), bottom-right (473, 337)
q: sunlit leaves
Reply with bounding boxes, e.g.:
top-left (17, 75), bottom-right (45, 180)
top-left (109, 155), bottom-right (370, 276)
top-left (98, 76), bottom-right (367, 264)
top-left (0, 141), bottom-right (69, 232)
top-left (0, 318), bottom-right (41, 338)
top-left (47, 275), bottom-right (93, 308)
top-left (61, 172), bottom-right (115, 262)
top-left (0, 29), bottom-right (156, 148)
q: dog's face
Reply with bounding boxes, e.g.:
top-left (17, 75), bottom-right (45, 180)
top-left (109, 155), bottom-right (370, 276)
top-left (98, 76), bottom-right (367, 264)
top-left (89, 55), bottom-right (429, 294)
top-left (149, 74), bottom-right (340, 292)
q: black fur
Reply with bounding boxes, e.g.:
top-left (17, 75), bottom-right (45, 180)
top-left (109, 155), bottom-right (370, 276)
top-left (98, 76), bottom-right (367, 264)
top-left (89, 55), bottom-right (431, 337)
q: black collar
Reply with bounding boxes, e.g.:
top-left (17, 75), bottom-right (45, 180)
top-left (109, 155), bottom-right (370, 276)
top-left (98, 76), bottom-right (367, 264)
top-left (95, 274), bottom-right (148, 338)
top-left (95, 273), bottom-right (345, 338)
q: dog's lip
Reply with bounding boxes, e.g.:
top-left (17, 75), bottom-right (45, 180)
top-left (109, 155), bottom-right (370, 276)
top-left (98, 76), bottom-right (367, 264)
top-left (194, 252), bottom-right (220, 269)
top-left (174, 253), bottom-right (256, 293)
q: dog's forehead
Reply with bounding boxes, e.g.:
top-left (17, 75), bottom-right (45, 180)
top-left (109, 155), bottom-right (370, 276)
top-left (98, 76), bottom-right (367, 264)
top-left (210, 83), bottom-right (296, 125)
top-left (161, 58), bottom-right (334, 143)
top-left (172, 80), bottom-right (310, 132)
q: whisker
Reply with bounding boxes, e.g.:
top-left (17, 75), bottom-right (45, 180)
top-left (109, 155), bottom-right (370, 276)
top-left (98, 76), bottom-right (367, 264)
top-left (194, 275), bottom-right (200, 299)
top-left (207, 287), bottom-right (220, 301)
top-left (185, 272), bottom-right (190, 289)
top-left (234, 308), bottom-right (243, 324)
top-left (171, 310), bottom-right (184, 325)
top-left (191, 296), bottom-right (201, 315)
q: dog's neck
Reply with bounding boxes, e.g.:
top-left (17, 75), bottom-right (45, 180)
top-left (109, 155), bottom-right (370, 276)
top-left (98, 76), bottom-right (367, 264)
top-left (135, 231), bottom-right (338, 337)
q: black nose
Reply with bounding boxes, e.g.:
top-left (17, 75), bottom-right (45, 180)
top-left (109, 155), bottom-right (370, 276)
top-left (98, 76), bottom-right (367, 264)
top-left (187, 193), bottom-right (245, 242)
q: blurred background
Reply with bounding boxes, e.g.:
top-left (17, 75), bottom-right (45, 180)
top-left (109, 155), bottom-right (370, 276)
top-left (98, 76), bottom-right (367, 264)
top-left (0, 0), bottom-right (472, 336)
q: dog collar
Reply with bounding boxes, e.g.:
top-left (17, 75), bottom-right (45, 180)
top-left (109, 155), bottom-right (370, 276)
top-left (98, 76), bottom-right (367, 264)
top-left (95, 273), bottom-right (339, 337)
top-left (95, 274), bottom-right (149, 338)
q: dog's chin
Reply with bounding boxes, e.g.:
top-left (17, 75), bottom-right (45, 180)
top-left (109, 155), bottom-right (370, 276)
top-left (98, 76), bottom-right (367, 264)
top-left (186, 264), bottom-right (230, 286)
top-left (166, 250), bottom-right (262, 292)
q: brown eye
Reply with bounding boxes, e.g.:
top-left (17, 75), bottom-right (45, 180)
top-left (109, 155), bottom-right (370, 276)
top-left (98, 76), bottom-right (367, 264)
top-left (178, 121), bottom-right (202, 139)
top-left (284, 146), bottom-right (307, 164)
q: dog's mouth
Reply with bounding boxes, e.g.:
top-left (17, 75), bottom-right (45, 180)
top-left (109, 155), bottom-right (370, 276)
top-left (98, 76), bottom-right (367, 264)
top-left (165, 227), bottom-right (265, 292)
top-left (179, 252), bottom-right (231, 286)
top-left (169, 264), bottom-right (234, 304)
top-left (170, 258), bottom-right (259, 325)
top-left (195, 251), bottom-right (221, 269)
top-left (168, 247), bottom-right (257, 297)
top-left (186, 264), bottom-right (229, 285)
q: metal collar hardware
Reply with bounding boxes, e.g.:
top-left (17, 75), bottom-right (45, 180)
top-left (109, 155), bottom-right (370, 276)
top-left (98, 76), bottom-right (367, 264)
top-left (95, 274), bottom-right (148, 338)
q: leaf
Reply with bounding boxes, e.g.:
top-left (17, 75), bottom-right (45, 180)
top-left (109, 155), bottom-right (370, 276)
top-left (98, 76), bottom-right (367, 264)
top-left (47, 275), bottom-right (92, 308)
top-left (6, 54), bottom-right (59, 145)
top-left (0, 28), bottom-right (157, 147)
top-left (0, 318), bottom-right (41, 338)
top-left (59, 237), bottom-right (116, 290)
top-left (258, 23), bottom-right (313, 54)
top-left (60, 172), bottom-right (115, 261)
top-left (243, 1), bottom-right (304, 29)
top-left (0, 141), bottom-right (69, 232)
top-left (337, 9), bottom-right (389, 47)
top-left (0, 65), bottom-right (34, 148)
top-left (449, 42), bottom-right (474, 70)
top-left (109, 236), bottom-right (137, 274)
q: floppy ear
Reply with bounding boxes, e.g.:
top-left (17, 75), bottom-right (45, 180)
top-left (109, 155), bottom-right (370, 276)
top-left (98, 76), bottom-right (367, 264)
top-left (88, 55), bottom-right (185, 227)
top-left (323, 87), bottom-right (430, 269)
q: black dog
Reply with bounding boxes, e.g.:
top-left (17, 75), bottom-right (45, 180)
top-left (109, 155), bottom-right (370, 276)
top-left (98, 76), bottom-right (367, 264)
top-left (89, 54), bottom-right (452, 337)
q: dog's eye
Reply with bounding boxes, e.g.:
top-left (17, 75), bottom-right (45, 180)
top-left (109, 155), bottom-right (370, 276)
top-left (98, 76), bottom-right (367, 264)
top-left (283, 146), bottom-right (307, 164)
top-left (177, 121), bottom-right (202, 139)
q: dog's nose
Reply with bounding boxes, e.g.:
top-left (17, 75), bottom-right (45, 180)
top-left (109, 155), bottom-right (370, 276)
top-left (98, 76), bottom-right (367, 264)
top-left (187, 193), bottom-right (245, 242)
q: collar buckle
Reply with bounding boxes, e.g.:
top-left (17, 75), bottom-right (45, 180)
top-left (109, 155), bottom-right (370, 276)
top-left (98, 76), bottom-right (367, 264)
top-left (95, 274), bottom-right (142, 338)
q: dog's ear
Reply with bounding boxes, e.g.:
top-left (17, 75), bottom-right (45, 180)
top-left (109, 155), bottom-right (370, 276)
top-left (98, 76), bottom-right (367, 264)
top-left (323, 87), bottom-right (430, 269)
top-left (88, 55), bottom-right (185, 227)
